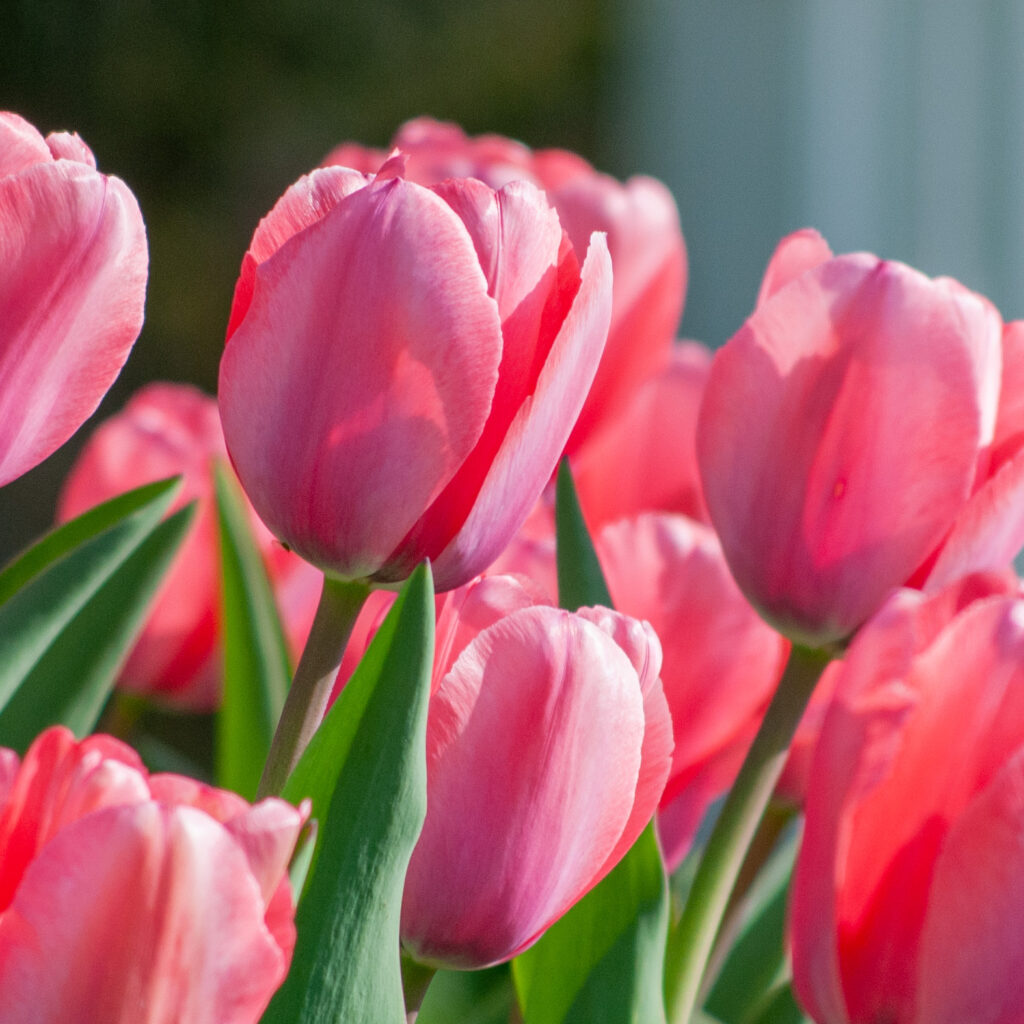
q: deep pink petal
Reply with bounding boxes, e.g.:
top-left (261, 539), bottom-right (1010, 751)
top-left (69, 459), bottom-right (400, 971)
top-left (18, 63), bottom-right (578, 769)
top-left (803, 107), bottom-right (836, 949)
top-left (219, 177), bottom-right (503, 580)
top-left (915, 749), bottom-right (1024, 1024)
top-left (754, 228), bottom-right (834, 307)
top-left (402, 606), bottom-right (644, 968)
top-left (0, 160), bottom-right (147, 486)
top-left (0, 803), bottom-right (289, 1024)
top-left (698, 254), bottom-right (991, 644)
top-left (428, 233), bottom-right (612, 589)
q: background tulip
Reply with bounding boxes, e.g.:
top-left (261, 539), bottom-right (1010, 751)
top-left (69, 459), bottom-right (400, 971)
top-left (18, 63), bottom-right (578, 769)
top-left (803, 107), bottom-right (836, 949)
top-left (219, 156), bottom-right (612, 591)
top-left (399, 594), bottom-right (672, 969)
top-left (0, 726), bottom-right (305, 1023)
top-left (697, 229), bottom-right (1007, 647)
top-left (0, 111), bottom-right (147, 488)
top-left (791, 580), bottom-right (1024, 1024)
top-left (57, 383), bottom-right (321, 709)
top-left (321, 116), bottom-right (687, 455)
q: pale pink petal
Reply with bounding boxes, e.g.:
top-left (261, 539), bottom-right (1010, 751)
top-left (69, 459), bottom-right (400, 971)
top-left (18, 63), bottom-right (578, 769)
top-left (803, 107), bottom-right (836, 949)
top-left (698, 254), bottom-right (988, 645)
top-left (755, 228), bottom-right (834, 307)
top-left (572, 342), bottom-right (711, 528)
top-left (915, 749), bottom-right (1024, 1024)
top-left (428, 234), bottom-right (612, 589)
top-left (402, 607), bottom-right (644, 968)
top-left (0, 113), bottom-right (51, 176)
top-left (219, 177), bottom-right (503, 581)
top-left (226, 166), bottom-right (372, 338)
top-left (0, 803), bottom-right (289, 1024)
top-left (0, 160), bottom-right (147, 486)
top-left (44, 131), bottom-right (95, 167)
top-left (319, 140), bottom-right (388, 175)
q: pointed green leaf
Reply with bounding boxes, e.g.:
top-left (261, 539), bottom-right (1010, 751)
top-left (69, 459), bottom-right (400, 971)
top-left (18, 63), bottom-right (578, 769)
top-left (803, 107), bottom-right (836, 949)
top-left (0, 478), bottom-right (182, 727)
top-left (554, 457), bottom-right (613, 609)
top-left (0, 504), bottom-right (195, 750)
top-left (262, 563), bottom-right (435, 1024)
top-left (511, 460), bottom-right (669, 1024)
top-left (214, 463), bottom-right (291, 799)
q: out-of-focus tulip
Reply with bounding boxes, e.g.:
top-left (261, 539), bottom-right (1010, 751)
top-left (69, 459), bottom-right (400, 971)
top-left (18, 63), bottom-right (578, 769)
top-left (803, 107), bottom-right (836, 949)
top-left (396, 578), bottom-right (672, 968)
top-left (595, 514), bottom-right (788, 868)
top-left (321, 116), bottom-right (687, 455)
top-left (0, 726), bottom-right (305, 1023)
top-left (58, 383), bottom-right (320, 709)
top-left (791, 578), bottom-right (1024, 1024)
top-left (0, 112), bottom-right (147, 488)
top-left (219, 155), bottom-right (612, 592)
top-left (696, 228), bottom-right (1024, 648)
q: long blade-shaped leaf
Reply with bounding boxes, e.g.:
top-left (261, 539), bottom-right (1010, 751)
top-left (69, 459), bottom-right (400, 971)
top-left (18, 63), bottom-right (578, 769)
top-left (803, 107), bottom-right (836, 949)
top-left (262, 562), bottom-right (435, 1024)
top-left (214, 463), bottom-right (290, 799)
top-left (0, 478), bottom-right (182, 718)
top-left (513, 461), bottom-right (669, 1024)
top-left (0, 504), bottom-right (195, 750)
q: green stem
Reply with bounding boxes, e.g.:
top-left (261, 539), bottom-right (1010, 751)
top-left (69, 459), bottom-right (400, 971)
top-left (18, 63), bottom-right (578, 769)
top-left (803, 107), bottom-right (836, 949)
top-left (664, 644), bottom-right (830, 1024)
top-left (257, 575), bottom-right (370, 798)
top-left (401, 955), bottom-right (436, 1022)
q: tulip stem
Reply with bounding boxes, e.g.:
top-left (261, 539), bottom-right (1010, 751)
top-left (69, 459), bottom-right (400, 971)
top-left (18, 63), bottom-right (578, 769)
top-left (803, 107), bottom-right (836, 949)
top-left (401, 955), bottom-right (436, 1022)
top-left (257, 574), bottom-right (370, 798)
top-left (664, 643), bottom-right (830, 1024)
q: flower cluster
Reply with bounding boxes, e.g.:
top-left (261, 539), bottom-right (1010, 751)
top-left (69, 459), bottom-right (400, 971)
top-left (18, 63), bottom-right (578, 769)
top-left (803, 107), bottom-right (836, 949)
top-left (2, 109), bottom-right (1024, 1024)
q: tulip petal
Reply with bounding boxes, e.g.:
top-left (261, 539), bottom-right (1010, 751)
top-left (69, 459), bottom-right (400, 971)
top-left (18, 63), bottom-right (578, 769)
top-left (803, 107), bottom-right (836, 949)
top-left (402, 606), bottom-right (643, 967)
top-left (698, 255), bottom-right (990, 644)
top-left (915, 749), bottom-right (1024, 1024)
top-left (0, 803), bottom-right (288, 1024)
top-left (0, 160), bottom-right (147, 486)
top-left (219, 177), bottom-right (503, 580)
top-left (428, 233), bottom-right (612, 589)
top-left (755, 228), bottom-right (834, 307)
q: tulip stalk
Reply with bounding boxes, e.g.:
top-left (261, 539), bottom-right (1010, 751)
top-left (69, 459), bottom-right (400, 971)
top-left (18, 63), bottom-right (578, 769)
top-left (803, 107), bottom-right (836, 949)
top-left (665, 643), bottom-right (831, 1024)
top-left (257, 574), bottom-right (370, 797)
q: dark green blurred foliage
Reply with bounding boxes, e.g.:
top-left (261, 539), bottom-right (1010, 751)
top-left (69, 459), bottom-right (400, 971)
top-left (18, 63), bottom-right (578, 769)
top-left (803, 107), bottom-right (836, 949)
top-left (1, 0), bottom-right (612, 559)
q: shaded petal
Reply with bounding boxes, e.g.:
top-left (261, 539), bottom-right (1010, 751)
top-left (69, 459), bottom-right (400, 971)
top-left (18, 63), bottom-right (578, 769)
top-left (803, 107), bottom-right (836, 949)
top-left (755, 228), bottom-right (833, 307)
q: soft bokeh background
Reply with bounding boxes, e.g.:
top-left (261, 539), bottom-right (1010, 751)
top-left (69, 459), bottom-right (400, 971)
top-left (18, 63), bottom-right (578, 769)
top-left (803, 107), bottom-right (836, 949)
top-left (4, 1), bottom-right (1024, 559)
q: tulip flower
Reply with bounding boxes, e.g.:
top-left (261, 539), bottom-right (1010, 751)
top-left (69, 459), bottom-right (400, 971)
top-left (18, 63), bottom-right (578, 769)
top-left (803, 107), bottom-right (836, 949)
top-left (0, 726), bottom-right (305, 1023)
top-left (57, 383), bottom-right (321, 710)
top-left (0, 111), bottom-right (147, 488)
top-left (398, 581), bottom-right (672, 969)
top-left (220, 154), bottom-right (612, 593)
top-left (791, 576), bottom-right (1024, 1024)
top-left (321, 116), bottom-right (687, 454)
top-left (696, 229), bottom-right (1024, 648)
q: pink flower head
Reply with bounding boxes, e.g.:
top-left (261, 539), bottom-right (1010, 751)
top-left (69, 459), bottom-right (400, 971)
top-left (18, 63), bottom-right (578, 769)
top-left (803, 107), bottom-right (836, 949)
top-left (0, 726), bottom-right (306, 1023)
top-left (395, 576), bottom-right (671, 968)
top-left (791, 577), bottom-right (1024, 1024)
top-left (0, 112), bottom-right (147, 487)
top-left (219, 154), bottom-right (613, 592)
top-left (57, 383), bottom-right (321, 710)
top-left (697, 229), bottom-right (1018, 647)
top-left (321, 117), bottom-right (687, 455)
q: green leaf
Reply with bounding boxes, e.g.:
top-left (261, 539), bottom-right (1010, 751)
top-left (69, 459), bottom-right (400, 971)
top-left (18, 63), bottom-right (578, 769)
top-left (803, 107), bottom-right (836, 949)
top-left (554, 457), bottom-right (612, 609)
top-left (746, 984), bottom-right (811, 1024)
top-left (704, 825), bottom-right (799, 1024)
top-left (0, 504), bottom-right (194, 750)
top-left (511, 460), bottom-right (669, 1024)
top-left (0, 477), bottom-right (184, 746)
top-left (213, 463), bottom-right (291, 799)
top-left (262, 563), bottom-right (435, 1024)
top-left (514, 825), bottom-right (669, 1024)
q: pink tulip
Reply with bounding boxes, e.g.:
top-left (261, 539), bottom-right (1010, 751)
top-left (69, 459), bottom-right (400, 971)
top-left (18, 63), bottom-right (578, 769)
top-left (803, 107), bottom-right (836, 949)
top-left (0, 112), bottom-right (147, 488)
top-left (595, 514), bottom-right (788, 867)
top-left (0, 726), bottom-right (305, 1023)
top-left (791, 576), bottom-right (1024, 1024)
top-left (219, 155), bottom-right (612, 592)
top-left (697, 228), bottom-right (1017, 647)
top-left (321, 116), bottom-right (687, 455)
top-left (58, 383), bottom-right (321, 709)
top-left (397, 578), bottom-right (672, 968)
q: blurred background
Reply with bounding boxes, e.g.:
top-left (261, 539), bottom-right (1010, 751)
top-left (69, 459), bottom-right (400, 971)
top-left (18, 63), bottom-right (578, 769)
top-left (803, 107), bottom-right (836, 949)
top-left (3, 0), bottom-right (1024, 559)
